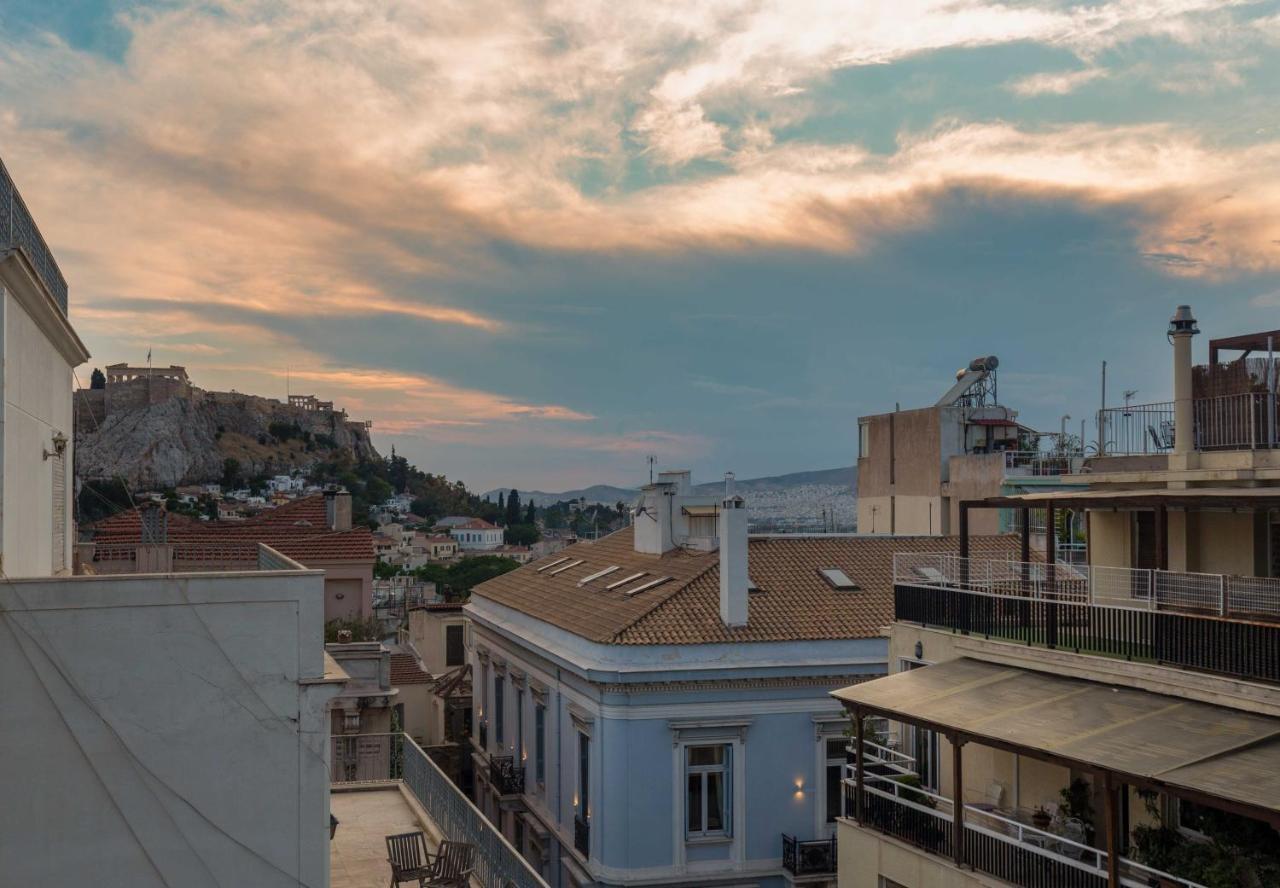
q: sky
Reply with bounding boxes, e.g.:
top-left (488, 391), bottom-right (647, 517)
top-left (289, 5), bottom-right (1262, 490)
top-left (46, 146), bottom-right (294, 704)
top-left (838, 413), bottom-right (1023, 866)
top-left (2, 0), bottom-right (1280, 492)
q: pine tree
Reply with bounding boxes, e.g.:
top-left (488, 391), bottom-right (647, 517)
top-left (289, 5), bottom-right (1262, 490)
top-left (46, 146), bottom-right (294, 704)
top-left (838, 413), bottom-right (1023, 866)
top-left (505, 488), bottom-right (521, 526)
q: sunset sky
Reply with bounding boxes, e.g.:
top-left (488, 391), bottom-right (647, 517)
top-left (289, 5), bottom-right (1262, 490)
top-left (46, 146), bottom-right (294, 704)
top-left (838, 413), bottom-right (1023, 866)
top-left (4, 0), bottom-right (1280, 491)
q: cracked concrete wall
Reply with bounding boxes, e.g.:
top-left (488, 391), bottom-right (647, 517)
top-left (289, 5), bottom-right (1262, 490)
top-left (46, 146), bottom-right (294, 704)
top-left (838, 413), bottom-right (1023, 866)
top-left (0, 568), bottom-right (337, 887)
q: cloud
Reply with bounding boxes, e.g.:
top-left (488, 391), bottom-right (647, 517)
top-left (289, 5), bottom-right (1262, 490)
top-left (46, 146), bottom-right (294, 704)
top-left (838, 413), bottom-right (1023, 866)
top-left (1008, 68), bottom-right (1108, 96)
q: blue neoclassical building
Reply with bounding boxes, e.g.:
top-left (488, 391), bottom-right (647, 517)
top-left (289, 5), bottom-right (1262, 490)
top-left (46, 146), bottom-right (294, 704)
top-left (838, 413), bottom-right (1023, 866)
top-left (466, 470), bottom-right (1018, 888)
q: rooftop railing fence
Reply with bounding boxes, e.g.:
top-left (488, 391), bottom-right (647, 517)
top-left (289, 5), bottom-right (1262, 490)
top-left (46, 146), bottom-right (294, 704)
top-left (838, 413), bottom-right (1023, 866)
top-left (0, 157), bottom-right (68, 314)
top-left (1098, 392), bottom-right (1280, 455)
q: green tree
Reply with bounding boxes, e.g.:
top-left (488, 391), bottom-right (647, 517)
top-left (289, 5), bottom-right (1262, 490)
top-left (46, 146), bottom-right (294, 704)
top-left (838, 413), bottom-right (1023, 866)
top-left (505, 488), bottom-right (521, 526)
top-left (525, 501), bottom-right (537, 524)
top-left (90, 367), bottom-right (106, 389)
top-left (504, 523), bottom-right (541, 546)
top-left (221, 457), bottom-right (242, 489)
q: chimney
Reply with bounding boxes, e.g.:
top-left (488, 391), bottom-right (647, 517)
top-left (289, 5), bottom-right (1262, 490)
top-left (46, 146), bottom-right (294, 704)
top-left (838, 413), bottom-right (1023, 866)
top-left (325, 486), bottom-right (352, 531)
top-left (1169, 305), bottom-right (1199, 454)
top-left (719, 473), bottom-right (748, 627)
top-left (633, 481), bottom-right (675, 554)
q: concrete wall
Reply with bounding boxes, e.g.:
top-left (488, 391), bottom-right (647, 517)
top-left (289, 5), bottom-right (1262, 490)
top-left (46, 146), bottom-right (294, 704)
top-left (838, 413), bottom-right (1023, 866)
top-left (408, 607), bottom-right (468, 676)
top-left (3, 287), bottom-right (75, 577)
top-left (946, 454), bottom-right (1007, 536)
top-left (839, 820), bottom-right (1008, 888)
top-left (318, 563), bottom-right (373, 622)
top-left (857, 408), bottom-right (943, 534)
top-left (1088, 508), bottom-right (1266, 576)
top-left (0, 567), bottom-right (337, 888)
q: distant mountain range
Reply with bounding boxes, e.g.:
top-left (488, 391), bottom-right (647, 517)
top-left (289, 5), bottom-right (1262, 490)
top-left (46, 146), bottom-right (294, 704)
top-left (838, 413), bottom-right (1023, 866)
top-left (484, 465), bottom-right (857, 507)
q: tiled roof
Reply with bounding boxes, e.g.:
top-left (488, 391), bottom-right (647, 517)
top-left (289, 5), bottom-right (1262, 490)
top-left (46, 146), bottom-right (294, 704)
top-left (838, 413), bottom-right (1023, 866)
top-left (432, 664), bottom-right (472, 699)
top-left (89, 494), bottom-right (375, 565)
top-left (472, 527), bottom-right (1027, 646)
top-left (389, 653), bottom-right (432, 685)
top-left (452, 518), bottom-right (498, 530)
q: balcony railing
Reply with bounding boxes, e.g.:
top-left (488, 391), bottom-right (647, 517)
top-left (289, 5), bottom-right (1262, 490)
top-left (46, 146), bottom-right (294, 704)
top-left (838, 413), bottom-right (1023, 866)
top-left (331, 732), bottom-right (547, 888)
top-left (574, 815), bottom-right (590, 857)
top-left (894, 554), bottom-right (1280, 683)
top-left (781, 833), bottom-right (836, 876)
top-left (1003, 450), bottom-right (1084, 476)
top-left (1098, 392), bottom-right (1280, 455)
top-left (81, 541), bottom-right (304, 574)
top-left (846, 770), bottom-right (1205, 888)
top-left (489, 754), bottom-right (526, 796)
top-left (0, 157), bottom-right (69, 314)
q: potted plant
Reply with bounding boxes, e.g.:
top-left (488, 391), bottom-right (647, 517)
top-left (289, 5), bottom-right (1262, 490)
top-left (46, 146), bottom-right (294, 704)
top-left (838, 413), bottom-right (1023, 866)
top-left (1031, 805), bottom-right (1053, 831)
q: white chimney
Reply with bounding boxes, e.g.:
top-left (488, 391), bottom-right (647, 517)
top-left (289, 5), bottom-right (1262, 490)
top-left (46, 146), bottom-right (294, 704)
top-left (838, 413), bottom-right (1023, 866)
top-left (1169, 305), bottom-right (1199, 454)
top-left (719, 474), bottom-right (748, 627)
top-left (634, 482), bottom-right (675, 554)
top-left (657, 470), bottom-right (692, 495)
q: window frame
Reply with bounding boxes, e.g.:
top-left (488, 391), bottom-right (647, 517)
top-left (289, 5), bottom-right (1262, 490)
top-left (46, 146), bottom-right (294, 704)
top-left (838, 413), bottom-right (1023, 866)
top-left (685, 743), bottom-right (732, 840)
top-left (445, 624), bottom-right (465, 667)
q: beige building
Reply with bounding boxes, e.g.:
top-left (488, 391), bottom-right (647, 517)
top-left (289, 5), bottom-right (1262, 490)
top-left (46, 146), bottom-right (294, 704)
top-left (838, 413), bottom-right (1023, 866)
top-left (833, 307), bottom-right (1280, 888)
top-left (856, 356), bottom-right (1086, 538)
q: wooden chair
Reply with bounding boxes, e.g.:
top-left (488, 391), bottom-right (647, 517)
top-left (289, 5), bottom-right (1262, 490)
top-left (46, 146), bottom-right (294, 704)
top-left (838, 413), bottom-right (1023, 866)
top-left (423, 841), bottom-right (476, 888)
top-left (386, 831), bottom-right (431, 887)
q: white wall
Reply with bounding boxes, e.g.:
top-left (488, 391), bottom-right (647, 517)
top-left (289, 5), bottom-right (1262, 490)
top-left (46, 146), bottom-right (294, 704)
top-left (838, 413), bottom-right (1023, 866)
top-left (2, 286), bottom-right (76, 577)
top-left (0, 567), bottom-right (338, 887)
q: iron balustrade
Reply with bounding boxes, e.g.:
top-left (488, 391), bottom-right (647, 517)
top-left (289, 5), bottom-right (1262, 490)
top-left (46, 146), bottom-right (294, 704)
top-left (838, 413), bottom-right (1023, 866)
top-left (1003, 450), bottom-right (1084, 476)
top-left (574, 815), bottom-right (590, 857)
top-left (0, 157), bottom-right (69, 314)
top-left (489, 754), bottom-right (526, 796)
top-left (781, 834), bottom-right (837, 875)
top-left (1098, 392), bottom-right (1280, 455)
top-left (849, 771), bottom-right (1206, 888)
top-left (331, 732), bottom-right (547, 888)
top-left (894, 581), bottom-right (1280, 685)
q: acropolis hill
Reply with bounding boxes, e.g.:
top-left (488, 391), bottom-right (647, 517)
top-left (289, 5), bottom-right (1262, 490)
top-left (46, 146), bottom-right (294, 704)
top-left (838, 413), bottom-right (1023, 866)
top-left (75, 364), bottom-right (380, 489)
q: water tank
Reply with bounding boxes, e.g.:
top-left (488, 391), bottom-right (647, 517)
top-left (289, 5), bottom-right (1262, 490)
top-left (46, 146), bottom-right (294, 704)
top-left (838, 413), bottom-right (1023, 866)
top-left (968, 355), bottom-right (999, 373)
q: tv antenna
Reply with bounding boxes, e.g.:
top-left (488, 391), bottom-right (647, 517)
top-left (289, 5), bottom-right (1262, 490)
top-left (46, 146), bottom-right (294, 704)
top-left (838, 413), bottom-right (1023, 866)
top-left (647, 455), bottom-right (656, 484)
top-left (1123, 390), bottom-right (1138, 416)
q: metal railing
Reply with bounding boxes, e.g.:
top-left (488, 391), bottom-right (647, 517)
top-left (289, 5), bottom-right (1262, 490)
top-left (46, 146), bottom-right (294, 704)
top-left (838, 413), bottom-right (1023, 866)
top-left (0, 157), bottom-right (69, 313)
top-left (1003, 450), bottom-right (1084, 476)
top-left (331, 732), bottom-right (547, 888)
top-left (895, 555), bottom-right (1280, 683)
top-left (781, 833), bottom-right (836, 875)
top-left (1099, 392), bottom-right (1280, 455)
top-left (489, 754), bottom-right (526, 796)
top-left (82, 541), bottom-right (301, 574)
top-left (847, 768), bottom-right (1206, 888)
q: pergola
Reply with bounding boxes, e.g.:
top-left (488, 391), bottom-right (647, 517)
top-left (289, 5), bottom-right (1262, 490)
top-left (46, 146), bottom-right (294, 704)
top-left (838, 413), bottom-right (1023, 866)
top-left (835, 658), bottom-right (1280, 888)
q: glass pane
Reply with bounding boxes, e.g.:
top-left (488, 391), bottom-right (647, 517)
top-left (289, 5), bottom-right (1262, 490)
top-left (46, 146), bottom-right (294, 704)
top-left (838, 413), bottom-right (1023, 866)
top-left (687, 774), bottom-right (702, 832)
top-left (706, 772), bottom-right (724, 832)
top-left (688, 745), bottom-right (725, 767)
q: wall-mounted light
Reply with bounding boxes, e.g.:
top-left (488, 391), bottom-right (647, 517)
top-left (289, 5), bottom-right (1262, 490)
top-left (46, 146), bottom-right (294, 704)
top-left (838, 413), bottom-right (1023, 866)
top-left (915, 640), bottom-right (924, 660)
top-left (42, 431), bottom-right (68, 461)
top-left (794, 777), bottom-right (805, 799)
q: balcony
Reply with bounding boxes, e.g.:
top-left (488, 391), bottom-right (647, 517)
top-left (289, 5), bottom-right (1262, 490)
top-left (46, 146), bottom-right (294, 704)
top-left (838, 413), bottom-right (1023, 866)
top-left (1002, 450), bottom-right (1084, 477)
top-left (894, 553), bottom-right (1280, 684)
top-left (781, 833), bottom-right (836, 878)
top-left (1098, 392), bottom-right (1279, 456)
top-left (330, 732), bottom-right (547, 888)
top-left (0, 156), bottom-right (68, 313)
top-left (847, 772), bottom-right (1202, 888)
top-left (79, 540), bottom-right (301, 574)
top-left (574, 815), bottom-right (590, 857)
top-left (489, 754), bottom-right (526, 796)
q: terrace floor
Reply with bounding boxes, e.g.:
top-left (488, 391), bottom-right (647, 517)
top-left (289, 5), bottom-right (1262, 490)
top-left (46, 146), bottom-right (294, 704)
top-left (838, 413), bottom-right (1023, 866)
top-left (330, 786), bottom-right (439, 888)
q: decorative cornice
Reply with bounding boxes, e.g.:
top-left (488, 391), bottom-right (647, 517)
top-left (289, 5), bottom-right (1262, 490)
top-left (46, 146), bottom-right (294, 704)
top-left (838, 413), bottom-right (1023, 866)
top-left (509, 668), bottom-right (527, 688)
top-left (600, 673), bottom-right (875, 695)
top-left (568, 703), bottom-right (595, 736)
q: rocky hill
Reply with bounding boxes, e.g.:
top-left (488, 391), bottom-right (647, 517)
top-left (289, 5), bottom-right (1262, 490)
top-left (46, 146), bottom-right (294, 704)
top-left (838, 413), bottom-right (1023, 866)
top-left (75, 384), bottom-right (380, 489)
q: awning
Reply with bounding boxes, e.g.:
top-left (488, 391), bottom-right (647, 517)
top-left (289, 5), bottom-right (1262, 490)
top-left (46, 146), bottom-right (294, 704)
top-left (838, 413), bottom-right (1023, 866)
top-left (681, 505), bottom-right (719, 517)
top-left (832, 658), bottom-right (1280, 822)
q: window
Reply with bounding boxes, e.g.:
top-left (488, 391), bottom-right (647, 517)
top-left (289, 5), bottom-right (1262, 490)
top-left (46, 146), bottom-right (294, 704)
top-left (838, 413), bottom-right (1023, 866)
top-left (445, 625), bottom-right (465, 667)
top-left (686, 745), bottom-right (731, 839)
top-left (825, 737), bottom-right (847, 823)
top-left (578, 732), bottom-right (590, 820)
top-left (900, 659), bottom-right (939, 790)
top-left (495, 676), bottom-right (505, 745)
top-left (859, 421), bottom-right (870, 459)
top-left (535, 703), bottom-right (546, 785)
top-left (479, 662), bottom-right (489, 739)
top-left (819, 568), bottom-right (859, 590)
top-left (516, 689), bottom-right (525, 765)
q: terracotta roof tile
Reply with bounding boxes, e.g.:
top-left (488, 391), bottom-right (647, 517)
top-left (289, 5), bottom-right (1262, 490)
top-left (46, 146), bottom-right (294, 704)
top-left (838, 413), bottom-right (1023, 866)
top-left (472, 527), bottom-right (1027, 645)
top-left (389, 654), bottom-right (431, 685)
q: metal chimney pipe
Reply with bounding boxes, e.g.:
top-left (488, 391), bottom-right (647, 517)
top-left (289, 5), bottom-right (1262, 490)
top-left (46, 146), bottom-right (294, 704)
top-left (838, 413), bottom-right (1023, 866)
top-left (724, 471), bottom-right (736, 498)
top-left (1169, 306), bottom-right (1199, 453)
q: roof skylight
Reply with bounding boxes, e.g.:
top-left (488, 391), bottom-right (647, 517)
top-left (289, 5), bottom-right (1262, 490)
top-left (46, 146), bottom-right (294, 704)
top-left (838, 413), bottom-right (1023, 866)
top-left (605, 571), bottom-right (647, 590)
top-left (548, 559), bottom-right (584, 575)
top-left (578, 566), bottom-right (620, 587)
top-left (622, 576), bottom-right (672, 597)
top-left (819, 568), bottom-right (859, 590)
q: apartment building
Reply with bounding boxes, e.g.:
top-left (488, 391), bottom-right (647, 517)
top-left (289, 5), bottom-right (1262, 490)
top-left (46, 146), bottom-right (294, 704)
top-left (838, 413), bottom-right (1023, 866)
top-left (857, 356), bottom-right (1087, 538)
top-left (833, 307), bottom-right (1280, 888)
top-left (465, 470), bottom-right (1026, 888)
